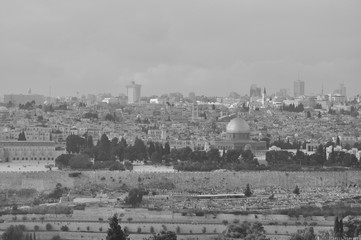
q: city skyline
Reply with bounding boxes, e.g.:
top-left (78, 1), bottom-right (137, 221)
top-left (1, 1), bottom-right (360, 97)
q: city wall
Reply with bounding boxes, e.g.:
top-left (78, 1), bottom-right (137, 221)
top-left (0, 170), bottom-right (359, 192)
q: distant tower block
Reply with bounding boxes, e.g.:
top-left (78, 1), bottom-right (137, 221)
top-left (126, 81), bottom-right (141, 104)
top-left (191, 104), bottom-right (199, 121)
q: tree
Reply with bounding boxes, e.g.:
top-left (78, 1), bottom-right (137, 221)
top-left (66, 135), bottom-right (85, 154)
top-left (106, 214), bottom-right (128, 240)
top-left (336, 136), bottom-right (341, 146)
top-left (293, 185), bottom-right (300, 195)
top-left (2, 225), bottom-right (24, 240)
top-left (344, 217), bottom-right (361, 237)
top-left (222, 221), bottom-right (267, 239)
top-left (18, 131), bottom-right (26, 141)
top-left (289, 227), bottom-right (316, 240)
top-left (164, 142), bottom-right (171, 155)
top-left (151, 152), bottom-right (162, 163)
top-left (169, 148), bottom-right (180, 162)
top-left (55, 154), bottom-right (73, 168)
top-left (105, 113), bottom-right (115, 122)
top-left (145, 231), bottom-right (177, 240)
top-left (148, 141), bottom-right (156, 158)
top-left (306, 111), bottom-right (311, 118)
top-left (95, 134), bottom-right (111, 161)
top-left (69, 154), bottom-right (92, 169)
top-left (134, 138), bottom-right (147, 160)
top-left (244, 183), bottom-right (252, 197)
top-left (125, 188), bottom-right (143, 206)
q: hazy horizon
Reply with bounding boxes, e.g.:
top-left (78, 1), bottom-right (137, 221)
top-left (1, 0), bottom-right (360, 97)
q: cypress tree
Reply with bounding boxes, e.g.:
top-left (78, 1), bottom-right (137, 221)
top-left (339, 219), bottom-right (343, 235)
top-left (334, 217), bottom-right (339, 235)
top-left (244, 183), bottom-right (252, 197)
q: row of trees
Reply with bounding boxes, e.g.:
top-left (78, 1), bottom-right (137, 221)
top-left (282, 103), bottom-right (305, 112)
top-left (174, 148), bottom-right (262, 172)
top-left (66, 134), bottom-right (171, 163)
top-left (266, 146), bottom-right (359, 169)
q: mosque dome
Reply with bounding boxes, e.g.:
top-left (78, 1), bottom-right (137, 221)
top-left (226, 118), bottom-right (250, 134)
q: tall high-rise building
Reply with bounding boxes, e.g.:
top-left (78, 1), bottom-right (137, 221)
top-left (188, 92), bottom-right (196, 103)
top-left (250, 84), bottom-right (262, 98)
top-left (339, 83), bottom-right (346, 97)
top-left (126, 81), bottom-right (141, 104)
top-left (294, 80), bottom-right (305, 97)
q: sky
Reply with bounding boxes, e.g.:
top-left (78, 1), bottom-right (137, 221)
top-left (0, 0), bottom-right (360, 97)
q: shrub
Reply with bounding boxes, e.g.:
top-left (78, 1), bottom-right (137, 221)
top-left (69, 154), bottom-right (92, 169)
top-left (99, 227), bottom-right (103, 232)
top-left (34, 225), bottom-right (39, 231)
top-left (87, 226), bottom-right (90, 231)
top-left (244, 183), bottom-right (252, 197)
top-left (22, 216), bottom-right (27, 221)
top-left (137, 227), bottom-right (142, 233)
top-left (293, 185), bottom-right (300, 195)
top-left (202, 227), bottom-right (206, 233)
top-left (127, 217), bottom-right (133, 222)
top-left (61, 225), bottom-right (69, 231)
top-left (98, 217), bottom-right (103, 221)
top-left (51, 235), bottom-right (61, 240)
top-left (310, 222), bottom-right (318, 226)
top-left (68, 172), bottom-right (81, 177)
top-left (150, 226), bottom-right (155, 234)
top-left (100, 177), bottom-right (106, 181)
top-left (12, 216), bottom-right (17, 221)
top-left (124, 226), bottom-right (129, 235)
top-left (233, 219), bottom-right (240, 224)
top-left (176, 226), bottom-right (180, 234)
top-left (46, 223), bottom-right (53, 231)
top-left (222, 220), bottom-right (229, 225)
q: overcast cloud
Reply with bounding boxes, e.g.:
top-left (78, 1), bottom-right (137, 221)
top-left (0, 0), bottom-right (360, 97)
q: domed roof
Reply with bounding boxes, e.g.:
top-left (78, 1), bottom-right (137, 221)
top-left (226, 118), bottom-right (250, 134)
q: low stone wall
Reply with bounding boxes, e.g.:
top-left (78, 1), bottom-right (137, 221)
top-left (0, 170), bottom-right (359, 192)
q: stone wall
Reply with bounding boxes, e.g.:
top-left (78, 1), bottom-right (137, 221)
top-left (0, 170), bottom-right (359, 192)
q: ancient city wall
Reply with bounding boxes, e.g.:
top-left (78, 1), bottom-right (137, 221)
top-left (0, 170), bottom-right (360, 192)
top-left (0, 171), bottom-right (74, 191)
top-left (82, 170), bottom-right (361, 192)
